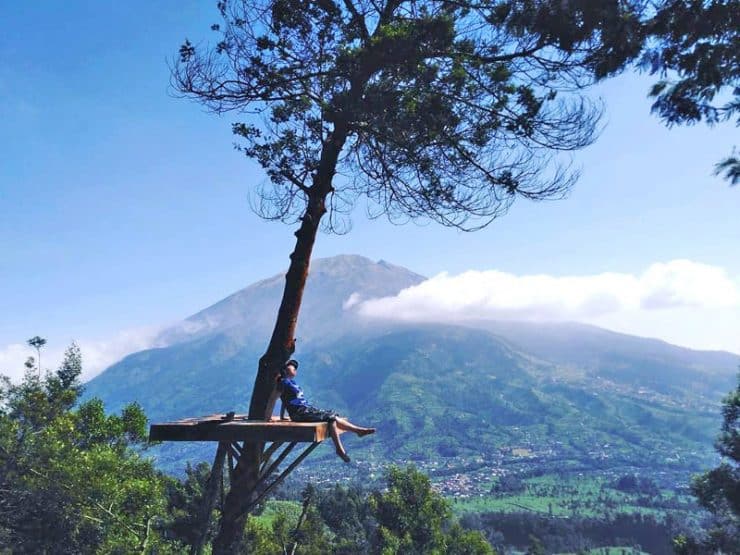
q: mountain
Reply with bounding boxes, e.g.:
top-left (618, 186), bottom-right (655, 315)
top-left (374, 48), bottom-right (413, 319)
top-left (156, 255), bottom-right (424, 346)
top-left (85, 255), bottom-right (425, 420)
top-left (475, 320), bottom-right (737, 402)
top-left (84, 255), bottom-right (739, 475)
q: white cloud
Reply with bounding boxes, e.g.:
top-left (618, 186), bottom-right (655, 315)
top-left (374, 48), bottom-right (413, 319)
top-left (0, 325), bottom-right (164, 384)
top-left (638, 260), bottom-right (737, 309)
top-left (0, 343), bottom-right (32, 383)
top-left (348, 260), bottom-right (740, 353)
top-left (342, 292), bottom-right (363, 310)
top-left (75, 325), bottom-right (165, 380)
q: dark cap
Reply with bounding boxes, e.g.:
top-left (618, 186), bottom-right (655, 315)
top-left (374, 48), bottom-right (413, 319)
top-left (285, 359), bottom-right (299, 369)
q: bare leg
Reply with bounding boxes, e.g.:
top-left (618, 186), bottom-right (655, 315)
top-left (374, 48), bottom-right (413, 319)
top-left (329, 420), bottom-right (350, 463)
top-left (334, 417), bottom-right (376, 437)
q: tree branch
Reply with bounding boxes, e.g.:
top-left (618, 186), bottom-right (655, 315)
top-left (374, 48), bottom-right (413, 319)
top-left (343, 0), bottom-right (370, 42)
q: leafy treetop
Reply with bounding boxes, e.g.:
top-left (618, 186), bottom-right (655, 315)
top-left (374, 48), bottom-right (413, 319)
top-left (175, 0), bottom-right (647, 231)
top-left (641, 0), bottom-right (739, 185)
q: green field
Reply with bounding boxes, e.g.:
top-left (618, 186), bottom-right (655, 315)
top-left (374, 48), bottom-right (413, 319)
top-left (250, 500), bottom-right (303, 528)
top-left (555, 548), bottom-right (649, 555)
top-left (450, 473), bottom-right (696, 521)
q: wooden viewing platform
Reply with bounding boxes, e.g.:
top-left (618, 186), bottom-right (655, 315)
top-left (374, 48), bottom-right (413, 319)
top-left (151, 412), bottom-right (350, 549)
top-left (149, 413), bottom-right (343, 443)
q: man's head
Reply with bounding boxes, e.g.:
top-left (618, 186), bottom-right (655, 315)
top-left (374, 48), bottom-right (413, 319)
top-left (284, 359), bottom-right (299, 378)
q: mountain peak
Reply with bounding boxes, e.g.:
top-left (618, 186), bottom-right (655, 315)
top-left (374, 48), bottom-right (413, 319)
top-left (311, 254), bottom-right (423, 279)
top-left (157, 254), bottom-right (425, 346)
top-left (312, 253), bottom-right (374, 268)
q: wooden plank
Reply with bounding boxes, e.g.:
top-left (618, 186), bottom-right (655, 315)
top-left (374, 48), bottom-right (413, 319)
top-left (148, 415), bottom-right (337, 443)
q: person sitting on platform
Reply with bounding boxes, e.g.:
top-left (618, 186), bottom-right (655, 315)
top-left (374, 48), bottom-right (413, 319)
top-left (277, 359), bottom-right (375, 463)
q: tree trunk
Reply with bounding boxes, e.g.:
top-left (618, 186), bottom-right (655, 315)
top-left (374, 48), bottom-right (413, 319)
top-left (212, 126), bottom-right (348, 554)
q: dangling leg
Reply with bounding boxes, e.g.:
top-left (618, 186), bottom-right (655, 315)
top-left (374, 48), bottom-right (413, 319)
top-left (329, 420), bottom-right (351, 463)
top-left (334, 417), bottom-right (376, 437)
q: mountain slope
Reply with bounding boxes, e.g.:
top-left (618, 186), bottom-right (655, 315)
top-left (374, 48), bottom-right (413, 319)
top-left (84, 255), bottom-right (739, 475)
top-left (475, 320), bottom-right (736, 403)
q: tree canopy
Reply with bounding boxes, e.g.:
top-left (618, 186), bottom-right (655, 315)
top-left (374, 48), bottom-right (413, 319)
top-left (0, 344), bottom-right (176, 553)
top-left (674, 373), bottom-right (740, 554)
top-left (641, 0), bottom-right (739, 185)
top-left (175, 0), bottom-right (648, 232)
top-left (239, 467), bottom-right (495, 554)
top-left (370, 465), bottom-right (494, 554)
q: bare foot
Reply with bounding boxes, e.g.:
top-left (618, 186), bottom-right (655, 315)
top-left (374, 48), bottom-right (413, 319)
top-left (336, 450), bottom-right (351, 463)
top-left (357, 428), bottom-right (376, 437)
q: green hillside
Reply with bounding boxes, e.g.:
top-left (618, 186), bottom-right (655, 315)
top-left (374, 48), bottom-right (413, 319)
top-left (84, 256), bottom-right (737, 494)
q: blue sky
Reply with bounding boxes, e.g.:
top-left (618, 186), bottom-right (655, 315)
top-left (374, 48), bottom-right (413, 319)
top-left (1, 2), bottom-right (738, 379)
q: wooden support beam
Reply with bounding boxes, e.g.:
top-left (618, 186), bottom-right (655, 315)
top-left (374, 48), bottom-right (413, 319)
top-left (260, 441), bottom-right (283, 473)
top-left (191, 443), bottom-right (227, 555)
top-left (226, 443), bottom-right (241, 462)
top-left (259, 442), bottom-right (296, 481)
top-left (227, 449), bottom-right (235, 482)
top-left (242, 442), bottom-right (320, 517)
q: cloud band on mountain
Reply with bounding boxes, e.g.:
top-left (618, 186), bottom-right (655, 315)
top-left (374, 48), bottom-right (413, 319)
top-left (349, 260), bottom-right (740, 323)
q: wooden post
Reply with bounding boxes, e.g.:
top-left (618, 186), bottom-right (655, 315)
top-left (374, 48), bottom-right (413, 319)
top-left (191, 443), bottom-right (227, 555)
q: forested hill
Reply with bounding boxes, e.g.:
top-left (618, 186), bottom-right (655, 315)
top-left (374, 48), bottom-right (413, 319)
top-left (84, 255), bottom-right (739, 473)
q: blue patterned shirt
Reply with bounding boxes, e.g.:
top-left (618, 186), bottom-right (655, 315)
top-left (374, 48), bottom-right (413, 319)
top-left (280, 378), bottom-right (309, 416)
